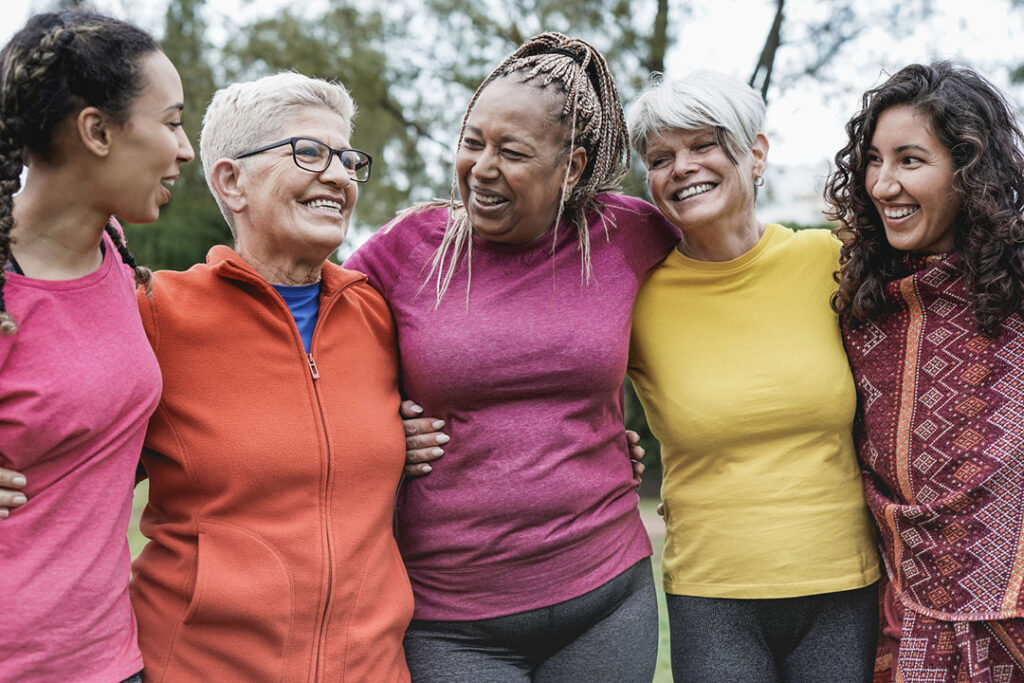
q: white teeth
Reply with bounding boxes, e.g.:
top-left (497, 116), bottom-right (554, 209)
top-left (474, 192), bottom-right (506, 207)
top-left (884, 206), bottom-right (919, 219)
top-left (674, 183), bottom-right (714, 201)
top-left (303, 199), bottom-right (342, 212)
top-left (161, 179), bottom-right (175, 187)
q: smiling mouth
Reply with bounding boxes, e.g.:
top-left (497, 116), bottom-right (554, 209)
top-left (471, 188), bottom-right (508, 208)
top-left (673, 183), bottom-right (715, 201)
top-left (302, 198), bottom-right (344, 213)
top-left (883, 206), bottom-right (920, 220)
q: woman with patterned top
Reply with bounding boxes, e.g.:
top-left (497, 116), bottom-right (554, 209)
top-left (826, 61), bottom-right (1024, 683)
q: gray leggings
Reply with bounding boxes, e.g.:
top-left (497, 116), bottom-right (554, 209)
top-left (403, 558), bottom-right (658, 682)
top-left (667, 582), bottom-right (878, 683)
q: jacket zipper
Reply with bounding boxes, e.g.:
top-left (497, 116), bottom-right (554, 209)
top-left (304, 289), bottom-right (346, 681)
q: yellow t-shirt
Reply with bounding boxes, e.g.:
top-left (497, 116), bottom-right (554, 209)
top-left (629, 223), bottom-right (880, 598)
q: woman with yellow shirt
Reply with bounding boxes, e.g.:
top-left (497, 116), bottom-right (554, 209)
top-left (625, 71), bottom-right (880, 682)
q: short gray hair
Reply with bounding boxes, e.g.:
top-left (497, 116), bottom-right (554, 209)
top-left (200, 72), bottom-right (356, 231)
top-left (627, 71), bottom-right (765, 163)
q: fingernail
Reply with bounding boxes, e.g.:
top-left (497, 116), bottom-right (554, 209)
top-left (411, 404), bottom-right (423, 413)
top-left (436, 434), bottom-right (450, 444)
top-left (421, 464), bottom-right (432, 473)
top-left (431, 420), bottom-right (445, 430)
top-left (12, 475), bottom-right (25, 487)
top-left (430, 448), bottom-right (444, 456)
top-left (0, 509), bottom-right (7, 519)
top-left (12, 494), bottom-right (26, 505)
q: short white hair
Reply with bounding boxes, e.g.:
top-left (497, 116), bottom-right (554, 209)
top-left (627, 70), bottom-right (765, 163)
top-left (199, 72), bottom-right (356, 231)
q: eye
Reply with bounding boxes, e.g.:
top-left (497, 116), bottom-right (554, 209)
top-left (501, 147), bottom-right (526, 159)
top-left (866, 153), bottom-right (881, 164)
top-left (647, 155), bottom-right (670, 169)
top-left (168, 121), bottom-right (183, 129)
top-left (294, 143), bottom-right (324, 160)
top-left (901, 155), bottom-right (923, 165)
top-left (695, 141), bottom-right (716, 152)
top-left (462, 137), bottom-right (484, 150)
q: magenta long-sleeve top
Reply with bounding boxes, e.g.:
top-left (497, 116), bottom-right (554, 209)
top-left (345, 194), bottom-right (678, 620)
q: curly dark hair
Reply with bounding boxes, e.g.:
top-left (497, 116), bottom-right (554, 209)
top-left (0, 10), bottom-right (159, 334)
top-left (824, 61), bottom-right (1024, 336)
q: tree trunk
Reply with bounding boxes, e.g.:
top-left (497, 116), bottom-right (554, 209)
top-left (749, 0), bottom-right (784, 101)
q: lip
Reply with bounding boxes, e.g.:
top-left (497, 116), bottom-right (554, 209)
top-left (300, 195), bottom-right (349, 219)
top-left (876, 202), bottom-right (920, 225)
top-left (467, 186), bottom-right (509, 216)
top-left (667, 181), bottom-right (717, 203)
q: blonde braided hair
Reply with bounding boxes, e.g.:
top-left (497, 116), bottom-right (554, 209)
top-left (426, 32), bottom-right (629, 305)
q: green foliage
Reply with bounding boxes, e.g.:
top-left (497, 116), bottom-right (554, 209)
top-left (124, 0), bottom-right (228, 271)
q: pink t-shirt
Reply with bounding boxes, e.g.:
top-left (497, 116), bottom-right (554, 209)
top-left (0, 232), bottom-right (160, 682)
top-left (346, 193), bottom-right (679, 620)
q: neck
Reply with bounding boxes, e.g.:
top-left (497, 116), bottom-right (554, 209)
top-left (235, 246), bottom-right (325, 286)
top-left (677, 213), bottom-right (764, 262)
top-left (10, 168), bottom-right (110, 279)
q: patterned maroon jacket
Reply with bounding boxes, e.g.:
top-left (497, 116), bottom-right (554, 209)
top-left (843, 253), bottom-right (1024, 620)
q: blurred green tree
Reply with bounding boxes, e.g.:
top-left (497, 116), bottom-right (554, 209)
top-left (123, 0), bottom-right (228, 270)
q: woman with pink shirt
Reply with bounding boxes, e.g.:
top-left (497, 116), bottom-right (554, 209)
top-left (0, 10), bottom-right (193, 682)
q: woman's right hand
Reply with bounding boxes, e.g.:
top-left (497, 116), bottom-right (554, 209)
top-left (400, 400), bottom-right (448, 476)
top-left (0, 468), bottom-right (28, 519)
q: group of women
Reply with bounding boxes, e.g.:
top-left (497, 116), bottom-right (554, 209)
top-left (2, 8), bottom-right (1024, 683)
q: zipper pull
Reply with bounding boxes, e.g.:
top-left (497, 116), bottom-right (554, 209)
top-left (307, 353), bottom-right (320, 379)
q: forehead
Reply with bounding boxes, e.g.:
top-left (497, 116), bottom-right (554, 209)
top-left (466, 78), bottom-right (565, 136)
top-left (132, 51), bottom-right (184, 111)
top-left (275, 107), bottom-right (352, 146)
top-left (871, 106), bottom-right (942, 147)
top-left (645, 127), bottom-right (715, 152)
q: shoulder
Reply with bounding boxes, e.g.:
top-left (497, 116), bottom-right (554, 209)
top-left (769, 224), bottom-right (840, 260)
top-left (345, 205), bottom-right (448, 294)
top-left (591, 193), bottom-right (661, 222)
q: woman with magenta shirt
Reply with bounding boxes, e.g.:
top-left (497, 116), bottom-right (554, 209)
top-left (347, 32), bottom-right (677, 681)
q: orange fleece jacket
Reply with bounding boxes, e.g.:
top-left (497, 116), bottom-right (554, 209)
top-left (130, 246), bottom-right (413, 682)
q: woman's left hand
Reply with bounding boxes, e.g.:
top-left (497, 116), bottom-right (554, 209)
top-left (0, 467), bottom-right (28, 520)
top-left (401, 400), bottom-right (448, 476)
top-left (626, 430), bottom-right (645, 483)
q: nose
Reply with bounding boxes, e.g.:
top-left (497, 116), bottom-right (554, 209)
top-left (177, 128), bottom-right (195, 164)
top-left (320, 152), bottom-right (354, 187)
top-left (470, 146), bottom-right (500, 179)
top-left (671, 151), bottom-right (698, 177)
top-left (870, 162), bottom-right (900, 200)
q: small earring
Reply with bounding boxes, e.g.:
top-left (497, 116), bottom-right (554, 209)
top-left (754, 175), bottom-right (765, 187)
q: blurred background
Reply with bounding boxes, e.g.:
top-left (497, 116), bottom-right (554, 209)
top-left (6, 0), bottom-right (1024, 491)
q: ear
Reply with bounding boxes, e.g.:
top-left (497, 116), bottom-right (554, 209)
top-left (751, 133), bottom-right (770, 179)
top-left (76, 107), bottom-right (113, 158)
top-left (564, 146), bottom-right (588, 193)
top-left (209, 159), bottom-right (248, 214)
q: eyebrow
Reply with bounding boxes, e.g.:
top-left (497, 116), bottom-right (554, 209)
top-left (164, 103), bottom-right (185, 113)
top-left (868, 143), bottom-right (930, 153)
top-left (464, 125), bottom-right (533, 148)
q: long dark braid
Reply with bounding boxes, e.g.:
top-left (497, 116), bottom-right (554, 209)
top-left (427, 32), bottom-right (629, 305)
top-left (0, 11), bottom-right (158, 334)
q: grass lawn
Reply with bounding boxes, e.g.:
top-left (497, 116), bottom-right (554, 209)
top-left (127, 484), bottom-right (673, 681)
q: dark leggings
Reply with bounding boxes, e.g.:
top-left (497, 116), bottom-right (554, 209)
top-left (403, 558), bottom-right (658, 682)
top-left (667, 582), bottom-right (878, 683)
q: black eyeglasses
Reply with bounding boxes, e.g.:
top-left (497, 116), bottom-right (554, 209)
top-left (233, 137), bottom-right (373, 182)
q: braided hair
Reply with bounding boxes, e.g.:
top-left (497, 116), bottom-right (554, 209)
top-left (825, 62), bottom-right (1024, 336)
top-left (427, 32), bottom-right (629, 305)
top-left (0, 10), bottom-right (159, 335)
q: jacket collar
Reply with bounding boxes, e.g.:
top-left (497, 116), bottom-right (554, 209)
top-left (205, 244), bottom-right (366, 298)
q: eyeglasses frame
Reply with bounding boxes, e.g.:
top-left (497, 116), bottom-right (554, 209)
top-left (232, 136), bottom-right (373, 182)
